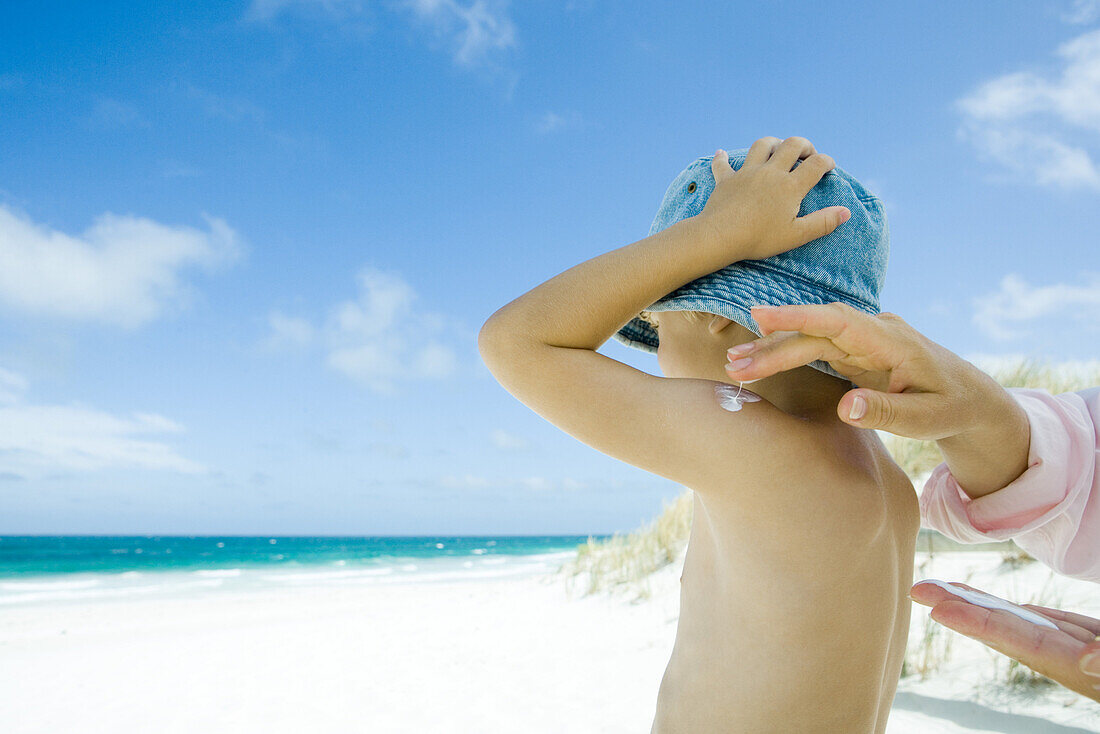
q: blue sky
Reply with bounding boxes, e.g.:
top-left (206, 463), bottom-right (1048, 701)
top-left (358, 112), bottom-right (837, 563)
top-left (1, 0), bottom-right (1099, 535)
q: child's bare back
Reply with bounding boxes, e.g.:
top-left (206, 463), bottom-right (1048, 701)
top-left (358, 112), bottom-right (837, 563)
top-left (650, 393), bottom-right (920, 734)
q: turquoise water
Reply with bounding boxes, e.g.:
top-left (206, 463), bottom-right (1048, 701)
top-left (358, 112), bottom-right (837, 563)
top-left (0, 535), bottom-right (604, 607)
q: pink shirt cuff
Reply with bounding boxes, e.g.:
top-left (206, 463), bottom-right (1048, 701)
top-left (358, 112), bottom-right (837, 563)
top-left (919, 388), bottom-right (1094, 539)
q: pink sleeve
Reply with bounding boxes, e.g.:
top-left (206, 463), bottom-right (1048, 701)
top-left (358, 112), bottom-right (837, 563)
top-left (918, 386), bottom-right (1100, 583)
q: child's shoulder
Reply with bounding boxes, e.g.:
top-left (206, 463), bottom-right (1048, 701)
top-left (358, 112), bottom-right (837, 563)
top-left (692, 380), bottom-right (912, 530)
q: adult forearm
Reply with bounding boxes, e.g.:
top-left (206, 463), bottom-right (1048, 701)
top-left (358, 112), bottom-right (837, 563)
top-left (934, 369), bottom-right (1031, 500)
top-left (481, 215), bottom-right (734, 351)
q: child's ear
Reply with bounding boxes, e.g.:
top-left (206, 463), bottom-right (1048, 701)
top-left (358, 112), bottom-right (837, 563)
top-left (707, 315), bottom-right (733, 335)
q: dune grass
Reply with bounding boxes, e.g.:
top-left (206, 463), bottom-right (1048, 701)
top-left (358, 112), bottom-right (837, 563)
top-left (555, 491), bottom-right (692, 603)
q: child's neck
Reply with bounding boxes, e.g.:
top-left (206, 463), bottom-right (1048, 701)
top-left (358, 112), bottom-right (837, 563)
top-left (727, 367), bottom-right (855, 424)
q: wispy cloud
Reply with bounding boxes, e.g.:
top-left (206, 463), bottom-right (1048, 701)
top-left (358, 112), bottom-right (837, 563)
top-left (268, 266), bottom-right (461, 394)
top-left (266, 311), bottom-right (315, 349)
top-left (0, 367), bottom-right (203, 477)
top-left (0, 73), bottom-right (23, 92)
top-left (185, 84), bottom-right (266, 124)
top-left (89, 97), bottom-right (147, 129)
top-left (954, 27), bottom-right (1100, 190)
top-left (972, 271), bottom-right (1100, 340)
top-left (534, 110), bottom-right (584, 135)
top-left (1062, 0), bottom-right (1100, 24)
top-left (490, 428), bottom-right (528, 450)
top-left (245, 0), bottom-right (368, 22)
top-left (438, 473), bottom-right (587, 491)
top-left (0, 204), bottom-right (241, 327)
top-left (440, 473), bottom-right (490, 488)
top-left (0, 367), bottom-right (28, 404)
top-left (246, 0), bottom-right (517, 70)
top-left (398, 0), bottom-right (517, 68)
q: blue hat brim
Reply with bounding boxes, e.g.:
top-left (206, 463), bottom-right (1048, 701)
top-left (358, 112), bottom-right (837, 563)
top-left (611, 260), bottom-right (872, 382)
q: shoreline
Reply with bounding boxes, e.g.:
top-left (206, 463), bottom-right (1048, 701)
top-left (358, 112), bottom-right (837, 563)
top-left (0, 550), bottom-right (1097, 733)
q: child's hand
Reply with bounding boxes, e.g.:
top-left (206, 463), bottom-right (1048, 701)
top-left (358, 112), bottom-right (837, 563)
top-left (697, 136), bottom-right (851, 262)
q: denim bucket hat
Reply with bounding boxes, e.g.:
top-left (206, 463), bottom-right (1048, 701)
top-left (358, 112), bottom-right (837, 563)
top-left (612, 147), bottom-right (889, 382)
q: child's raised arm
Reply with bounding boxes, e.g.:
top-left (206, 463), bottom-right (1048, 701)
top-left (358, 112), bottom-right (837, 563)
top-left (477, 137), bottom-right (853, 498)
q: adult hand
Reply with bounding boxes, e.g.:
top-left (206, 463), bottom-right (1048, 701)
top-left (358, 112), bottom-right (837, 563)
top-left (724, 302), bottom-right (1032, 497)
top-left (726, 302), bottom-right (988, 440)
top-left (910, 580), bottom-right (1100, 701)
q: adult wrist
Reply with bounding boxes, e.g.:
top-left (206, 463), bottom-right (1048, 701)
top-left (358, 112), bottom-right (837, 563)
top-left (935, 370), bottom-right (1031, 500)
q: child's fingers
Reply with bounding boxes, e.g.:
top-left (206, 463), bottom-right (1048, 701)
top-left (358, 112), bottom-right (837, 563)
top-left (791, 153), bottom-right (837, 195)
top-left (743, 136), bottom-right (782, 168)
top-left (792, 206), bottom-right (851, 245)
top-left (711, 149), bottom-right (732, 181)
top-left (768, 136), bottom-right (817, 172)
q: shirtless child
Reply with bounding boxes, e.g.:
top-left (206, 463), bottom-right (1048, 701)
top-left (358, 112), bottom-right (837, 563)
top-left (479, 136), bottom-right (919, 733)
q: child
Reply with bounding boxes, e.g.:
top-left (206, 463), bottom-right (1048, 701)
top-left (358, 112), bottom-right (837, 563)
top-left (478, 136), bottom-right (920, 733)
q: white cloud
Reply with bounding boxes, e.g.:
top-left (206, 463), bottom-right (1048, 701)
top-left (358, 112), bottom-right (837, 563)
top-left (0, 369), bottom-right (203, 477)
top-left (266, 311), bottom-right (315, 349)
top-left (0, 367), bottom-right (28, 404)
top-left (245, 0), bottom-right (365, 22)
top-left (401, 0), bottom-right (517, 67)
top-left (972, 272), bottom-right (1100, 340)
top-left (89, 97), bottom-right (146, 129)
top-left (0, 73), bottom-right (23, 91)
top-left (437, 473), bottom-right (592, 492)
top-left (185, 84), bottom-right (266, 124)
top-left (490, 428), bottom-right (528, 450)
top-left (1062, 0), bottom-right (1100, 24)
top-left (955, 27), bottom-right (1100, 190)
top-left (271, 266), bottom-right (460, 393)
top-left (534, 110), bottom-right (584, 135)
top-left (520, 475), bottom-right (551, 491)
top-left (0, 204), bottom-right (241, 327)
top-left (440, 473), bottom-right (490, 488)
top-left (247, 0), bottom-right (516, 69)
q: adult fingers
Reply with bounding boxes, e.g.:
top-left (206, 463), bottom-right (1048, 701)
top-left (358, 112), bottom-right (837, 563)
top-left (728, 327), bottom-right (893, 391)
top-left (1080, 639), bottom-right (1100, 687)
top-left (840, 388), bottom-right (957, 439)
top-left (910, 580), bottom-right (968, 607)
top-left (749, 303), bottom-right (907, 372)
top-left (930, 600), bottom-right (1099, 700)
top-left (725, 331), bottom-right (850, 380)
top-left (1022, 605), bottom-right (1100, 637)
top-left (1037, 617), bottom-right (1100, 645)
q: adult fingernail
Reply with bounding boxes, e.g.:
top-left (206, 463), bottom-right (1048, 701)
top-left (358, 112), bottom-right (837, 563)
top-left (727, 357), bottom-right (752, 372)
top-left (728, 343), bottom-right (755, 356)
top-left (1081, 651), bottom-right (1100, 678)
top-left (849, 395), bottom-right (867, 421)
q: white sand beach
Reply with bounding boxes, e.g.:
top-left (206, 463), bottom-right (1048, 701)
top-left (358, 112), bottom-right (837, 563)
top-left (0, 549), bottom-right (1098, 733)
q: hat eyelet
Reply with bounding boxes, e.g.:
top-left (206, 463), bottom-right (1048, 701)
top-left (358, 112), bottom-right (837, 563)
top-left (686, 182), bottom-right (696, 193)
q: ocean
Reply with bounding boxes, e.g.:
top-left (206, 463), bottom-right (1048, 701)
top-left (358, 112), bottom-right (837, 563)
top-left (0, 535), bottom-right (603, 607)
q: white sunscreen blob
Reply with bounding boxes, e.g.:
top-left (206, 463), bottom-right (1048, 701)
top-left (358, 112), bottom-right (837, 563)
top-left (914, 578), bottom-right (1058, 630)
top-left (715, 382), bottom-right (762, 412)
